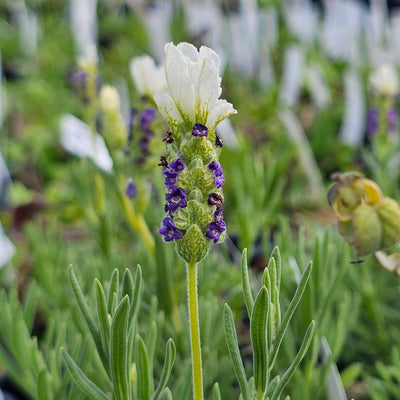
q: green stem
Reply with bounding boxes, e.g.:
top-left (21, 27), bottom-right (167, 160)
top-left (187, 261), bottom-right (203, 400)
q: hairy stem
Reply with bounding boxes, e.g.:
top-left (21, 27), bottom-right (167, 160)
top-left (187, 261), bottom-right (203, 400)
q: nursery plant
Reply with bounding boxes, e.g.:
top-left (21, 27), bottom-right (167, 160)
top-left (4, 2), bottom-right (400, 400)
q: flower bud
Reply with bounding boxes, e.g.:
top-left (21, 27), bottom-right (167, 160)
top-left (353, 204), bottom-right (382, 256)
top-left (376, 197), bottom-right (400, 249)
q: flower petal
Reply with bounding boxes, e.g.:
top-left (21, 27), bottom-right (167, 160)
top-left (130, 55), bottom-right (167, 97)
top-left (164, 43), bottom-right (196, 123)
top-left (206, 99), bottom-right (237, 131)
top-left (196, 46), bottom-right (222, 123)
top-left (153, 91), bottom-right (184, 129)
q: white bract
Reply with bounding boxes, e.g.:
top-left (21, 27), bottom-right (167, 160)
top-left (130, 55), bottom-right (167, 98)
top-left (154, 42), bottom-right (237, 132)
top-left (369, 64), bottom-right (399, 96)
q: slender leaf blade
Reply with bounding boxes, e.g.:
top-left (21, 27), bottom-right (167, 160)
top-left (269, 261), bottom-right (313, 370)
top-left (61, 348), bottom-right (109, 400)
top-left (241, 249), bottom-right (254, 317)
top-left (223, 304), bottom-right (250, 400)
top-left (110, 296), bottom-right (131, 400)
top-left (152, 338), bottom-right (176, 400)
top-left (271, 321), bottom-right (315, 400)
top-left (251, 287), bottom-right (269, 394)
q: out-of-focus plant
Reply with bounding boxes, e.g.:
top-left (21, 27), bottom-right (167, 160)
top-left (363, 64), bottom-right (400, 198)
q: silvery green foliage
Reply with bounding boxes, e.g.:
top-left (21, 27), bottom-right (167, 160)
top-left (224, 247), bottom-right (315, 400)
top-left (62, 266), bottom-right (176, 400)
top-left (155, 42), bottom-right (236, 263)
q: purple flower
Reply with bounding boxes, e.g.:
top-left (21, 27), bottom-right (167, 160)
top-left (169, 158), bottom-right (186, 172)
top-left (214, 208), bottom-right (224, 222)
top-left (208, 192), bottom-right (223, 207)
top-left (208, 161), bottom-right (222, 174)
top-left (166, 187), bottom-right (187, 212)
top-left (163, 170), bottom-right (178, 188)
top-left (192, 123), bottom-right (209, 137)
top-left (140, 108), bottom-right (156, 129)
top-left (206, 220), bottom-right (226, 243)
top-left (159, 217), bottom-right (183, 242)
top-left (125, 178), bottom-right (138, 199)
top-left (215, 134), bottom-right (223, 147)
top-left (214, 174), bottom-right (225, 188)
top-left (367, 108), bottom-right (379, 136)
top-left (388, 108), bottom-right (398, 133)
top-left (127, 108), bottom-right (137, 141)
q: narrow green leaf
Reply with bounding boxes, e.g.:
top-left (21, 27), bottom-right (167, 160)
top-left (110, 292), bottom-right (117, 316)
top-left (37, 369), bottom-right (51, 400)
top-left (251, 287), bottom-right (269, 394)
top-left (152, 338), bottom-right (176, 400)
top-left (262, 268), bottom-right (271, 298)
top-left (95, 280), bottom-right (111, 363)
top-left (136, 335), bottom-right (153, 400)
top-left (61, 348), bottom-right (109, 400)
top-left (129, 266), bottom-right (142, 333)
top-left (107, 269), bottom-right (119, 314)
top-left (23, 282), bottom-right (38, 331)
top-left (146, 321), bottom-right (157, 370)
top-left (223, 304), bottom-right (250, 400)
top-left (264, 375), bottom-right (280, 400)
top-left (212, 382), bottom-right (221, 400)
top-left (271, 321), bottom-right (315, 400)
top-left (241, 249), bottom-right (254, 317)
top-left (122, 268), bottom-right (134, 300)
top-left (270, 246), bottom-right (281, 290)
top-left (269, 261), bottom-right (313, 370)
top-left (158, 388), bottom-right (173, 400)
top-left (110, 296), bottom-right (131, 400)
top-left (268, 257), bottom-right (277, 297)
top-left (68, 266), bottom-right (108, 370)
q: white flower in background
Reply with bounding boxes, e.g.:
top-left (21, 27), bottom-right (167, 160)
top-left (129, 55), bottom-right (167, 98)
top-left (154, 42), bottom-right (237, 132)
top-left (100, 85), bottom-right (120, 111)
top-left (369, 64), bottom-right (399, 96)
top-left (60, 114), bottom-right (113, 172)
top-left (0, 223), bottom-right (15, 269)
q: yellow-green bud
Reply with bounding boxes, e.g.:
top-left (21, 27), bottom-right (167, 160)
top-left (353, 204), bottom-right (382, 256)
top-left (176, 224), bottom-right (209, 263)
top-left (376, 197), bottom-right (400, 249)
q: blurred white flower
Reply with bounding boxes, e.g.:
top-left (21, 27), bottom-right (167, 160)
top-left (100, 85), bottom-right (120, 111)
top-left (369, 64), bottom-right (399, 96)
top-left (154, 42), bottom-right (236, 132)
top-left (129, 55), bottom-right (167, 98)
top-left (60, 114), bottom-right (113, 172)
top-left (0, 223), bottom-right (15, 269)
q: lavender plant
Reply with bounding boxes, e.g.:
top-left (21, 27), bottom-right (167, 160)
top-left (62, 266), bottom-right (176, 400)
top-left (154, 42), bottom-right (236, 400)
top-left (224, 247), bottom-right (315, 400)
